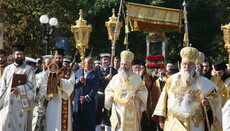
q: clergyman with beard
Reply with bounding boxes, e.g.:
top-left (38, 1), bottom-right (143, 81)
top-left (41, 48), bottom-right (75, 131)
top-left (201, 57), bottom-right (227, 107)
top-left (0, 45), bottom-right (36, 131)
top-left (104, 50), bottom-right (148, 131)
top-left (152, 47), bottom-right (222, 131)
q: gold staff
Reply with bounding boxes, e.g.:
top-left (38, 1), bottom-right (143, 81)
top-left (182, 0), bottom-right (190, 47)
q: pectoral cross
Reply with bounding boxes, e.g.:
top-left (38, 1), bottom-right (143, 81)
top-left (191, 110), bottom-right (204, 127)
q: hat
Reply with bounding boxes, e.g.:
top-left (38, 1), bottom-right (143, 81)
top-left (36, 58), bottom-right (42, 63)
top-left (53, 48), bottom-right (65, 56)
top-left (196, 52), bottom-right (205, 64)
top-left (63, 58), bottom-right (71, 63)
top-left (169, 66), bottom-right (179, 73)
top-left (94, 60), bottom-right (101, 64)
top-left (213, 60), bottom-right (227, 71)
top-left (120, 50), bottom-right (134, 63)
top-left (166, 59), bottom-right (176, 64)
top-left (99, 53), bottom-right (111, 58)
top-left (25, 57), bottom-right (38, 63)
top-left (140, 61), bottom-right (146, 66)
top-left (132, 59), bottom-right (141, 65)
top-left (12, 45), bottom-right (25, 52)
top-left (180, 47), bottom-right (199, 63)
top-left (42, 55), bottom-right (53, 59)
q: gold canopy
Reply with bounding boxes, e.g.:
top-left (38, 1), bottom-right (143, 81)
top-left (125, 2), bottom-right (183, 32)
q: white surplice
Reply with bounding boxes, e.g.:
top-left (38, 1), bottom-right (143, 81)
top-left (0, 63), bottom-right (36, 131)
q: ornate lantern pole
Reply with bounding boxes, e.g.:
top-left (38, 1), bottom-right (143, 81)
top-left (221, 23), bottom-right (230, 69)
top-left (71, 10), bottom-right (92, 69)
top-left (71, 10), bottom-right (92, 131)
top-left (182, 0), bottom-right (190, 47)
top-left (105, 8), bottom-right (123, 74)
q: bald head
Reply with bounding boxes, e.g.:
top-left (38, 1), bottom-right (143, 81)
top-left (85, 57), bottom-right (94, 71)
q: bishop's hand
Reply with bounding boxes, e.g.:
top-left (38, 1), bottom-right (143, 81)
top-left (159, 116), bottom-right (165, 129)
top-left (108, 96), bottom-right (113, 102)
top-left (201, 98), bottom-right (209, 107)
top-left (132, 93), bottom-right (139, 99)
top-left (159, 122), bottom-right (164, 129)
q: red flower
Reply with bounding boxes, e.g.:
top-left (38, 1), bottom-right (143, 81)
top-left (146, 64), bottom-right (164, 69)
top-left (146, 55), bottom-right (165, 61)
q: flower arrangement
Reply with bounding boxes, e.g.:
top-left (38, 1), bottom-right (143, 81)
top-left (145, 55), bottom-right (165, 69)
top-left (146, 55), bottom-right (164, 61)
top-left (146, 64), bottom-right (164, 68)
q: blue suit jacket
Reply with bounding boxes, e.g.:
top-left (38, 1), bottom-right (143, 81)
top-left (73, 68), bottom-right (99, 113)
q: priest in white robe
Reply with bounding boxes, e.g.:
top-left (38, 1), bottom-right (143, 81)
top-left (104, 50), bottom-right (148, 131)
top-left (0, 45), bottom-right (36, 131)
top-left (42, 48), bottom-right (75, 131)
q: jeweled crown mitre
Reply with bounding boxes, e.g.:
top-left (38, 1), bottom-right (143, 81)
top-left (120, 50), bottom-right (134, 63)
top-left (180, 47), bottom-right (199, 63)
top-left (196, 52), bottom-right (205, 64)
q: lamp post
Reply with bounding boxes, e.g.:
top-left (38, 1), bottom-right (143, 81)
top-left (39, 15), bottom-right (58, 55)
top-left (221, 23), bottom-right (230, 68)
top-left (105, 8), bottom-right (122, 74)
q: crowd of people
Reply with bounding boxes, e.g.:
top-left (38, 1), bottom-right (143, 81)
top-left (0, 45), bottom-right (230, 131)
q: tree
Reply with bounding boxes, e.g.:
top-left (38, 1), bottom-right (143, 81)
top-left (1, 0), bottom-right (230, 63)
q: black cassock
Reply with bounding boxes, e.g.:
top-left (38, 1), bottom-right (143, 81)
top-left (93, 66), bottom-right (117, 127)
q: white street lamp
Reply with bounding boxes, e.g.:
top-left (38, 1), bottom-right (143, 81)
top-left (39, 15), bottom-right (58, 54)
top-left (39, 15), bottom-right (49, 24)
top-left (49, 17), bottom-right (58, 26)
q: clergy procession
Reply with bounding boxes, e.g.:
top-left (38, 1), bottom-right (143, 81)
top-left (1, 0), bottom-right (230, 131)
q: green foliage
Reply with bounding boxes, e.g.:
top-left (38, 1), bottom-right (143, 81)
top-left (1, 0), bottom-right (230, 63)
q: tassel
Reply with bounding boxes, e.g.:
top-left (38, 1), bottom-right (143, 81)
top-left (183, 33), bottom-right (187, 46)
top-left (125, 24), bottom-right (130, 34)
top-left (124, 36), bottom-right (128, 45)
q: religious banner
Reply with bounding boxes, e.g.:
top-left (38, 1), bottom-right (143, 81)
top-left (55, 36), bottom-right (69, 55)
top-left (125, 2), bottom-right (183, 32)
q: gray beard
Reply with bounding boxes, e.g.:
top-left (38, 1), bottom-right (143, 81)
top-left (118, 68), bottom-right (131, 81)
top-left (180, 68), bottom-right (195, 86)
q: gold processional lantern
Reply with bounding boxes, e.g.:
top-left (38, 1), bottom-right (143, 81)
top-left (105, 8), bottom-right (123, 41)
top-left (221, 23), bottom-right (230, 69)
top-left (105, 8), bottom-right (123, 73)
top-left (71, 10), bottom-right (92, 68)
